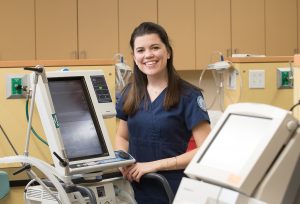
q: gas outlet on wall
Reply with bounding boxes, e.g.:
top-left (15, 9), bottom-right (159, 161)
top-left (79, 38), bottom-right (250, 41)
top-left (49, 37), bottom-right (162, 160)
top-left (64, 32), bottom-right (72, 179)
top-left (6, 74), bottom-right (29, 99)
top-left (277, 67), bottom-right (293, 89)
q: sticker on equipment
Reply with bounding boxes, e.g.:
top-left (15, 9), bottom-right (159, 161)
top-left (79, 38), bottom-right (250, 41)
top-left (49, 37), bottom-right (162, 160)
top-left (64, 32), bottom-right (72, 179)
top-left (197, 96), bottom-right (207, 111)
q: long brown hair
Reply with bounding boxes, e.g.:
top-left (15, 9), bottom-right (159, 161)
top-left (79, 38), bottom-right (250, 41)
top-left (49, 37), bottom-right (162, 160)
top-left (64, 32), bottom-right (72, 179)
top-left (122, 22), bottom-right (194, 115)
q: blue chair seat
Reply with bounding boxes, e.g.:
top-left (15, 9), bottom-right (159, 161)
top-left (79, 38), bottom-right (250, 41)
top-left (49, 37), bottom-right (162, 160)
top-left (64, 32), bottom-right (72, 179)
top-left (0, 171), bottom-right (10, 199)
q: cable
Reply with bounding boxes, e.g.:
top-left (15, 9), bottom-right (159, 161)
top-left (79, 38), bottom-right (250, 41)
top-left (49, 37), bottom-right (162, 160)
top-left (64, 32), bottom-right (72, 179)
top-left (75, 185), bottom-right (97, 204)
top-left (198, 68), bottom-right (220, 110)
top-left (200, 69), bottom-right (226, 111)
top-left (41, 179), bottom-right (97, 204)
top-left (290, 100), bottom-right (300, 112)
top-left (0, 124), bottom-right (19, 155)
top-left (198, 51), bottom-right (230, 111)
top-left (199, 65), bottom-right (242, 111)
top-left (24, 179), bottom-right (36, 204)
top-left (25, 96), bottom-right (48, 146)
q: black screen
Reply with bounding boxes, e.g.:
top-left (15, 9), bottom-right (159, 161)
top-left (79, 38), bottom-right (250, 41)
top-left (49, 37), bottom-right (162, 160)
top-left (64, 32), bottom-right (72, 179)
top-left (48, 77), bottom-right (109, 161)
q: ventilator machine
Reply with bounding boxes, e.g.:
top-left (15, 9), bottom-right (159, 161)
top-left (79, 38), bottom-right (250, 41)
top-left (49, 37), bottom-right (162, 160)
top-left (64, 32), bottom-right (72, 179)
top-left (174, 103), bottom-right (300, 204)
top-left (7, 67), bottom-right (136, 204)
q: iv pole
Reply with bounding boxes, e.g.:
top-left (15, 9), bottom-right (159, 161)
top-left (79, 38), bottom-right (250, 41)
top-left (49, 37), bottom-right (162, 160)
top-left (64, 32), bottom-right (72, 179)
top-left (17, 65), bottom-right (68, 204)
top-left (5, 65), bottom-right (95, 204)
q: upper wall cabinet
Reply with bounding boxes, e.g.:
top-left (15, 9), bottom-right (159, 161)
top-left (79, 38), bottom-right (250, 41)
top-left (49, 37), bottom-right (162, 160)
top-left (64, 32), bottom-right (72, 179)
top-left (265, 0), bottom-right (298, 56)
top-left (36, 0), bottom-right (78, 60)
top-left (195, 0), bottom-right (231, 69)
top-left (78, 0), bottom-right (118, 59)
top-left (119, 0), bottom-right (157, 66)
top-left (0, 0), bottom-right (35, 60)
top-left (299, 0), bottom-right (300, 54)
top-left (231, 0), bottom-right (265, 55)
top-left (158, 0), bottom-right (195, 70)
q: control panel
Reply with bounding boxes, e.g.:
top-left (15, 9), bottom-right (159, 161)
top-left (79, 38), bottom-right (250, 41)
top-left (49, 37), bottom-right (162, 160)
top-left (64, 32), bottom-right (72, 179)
top-left (91, 75), bottom-right (112, 103)
top-left (69, 151), bottom-right (135, 174)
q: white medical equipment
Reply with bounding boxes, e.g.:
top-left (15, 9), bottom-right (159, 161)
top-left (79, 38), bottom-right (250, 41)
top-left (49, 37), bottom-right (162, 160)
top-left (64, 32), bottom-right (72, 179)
top-left (199, 51), bottom-right (238, 112)
top-left (174, 103), bottom-right (300, 204)
top-left (115, 54), bottom-right (132, 101)
top-left (24, 68), bottom-right (135, 204)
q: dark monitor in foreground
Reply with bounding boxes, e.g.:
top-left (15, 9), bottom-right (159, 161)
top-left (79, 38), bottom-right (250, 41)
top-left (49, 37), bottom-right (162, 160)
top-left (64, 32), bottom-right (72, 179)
top-left (35, 70), bottom-right (134, 176)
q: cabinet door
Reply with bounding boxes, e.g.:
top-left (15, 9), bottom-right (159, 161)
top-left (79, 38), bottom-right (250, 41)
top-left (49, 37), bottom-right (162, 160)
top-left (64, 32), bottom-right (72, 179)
top-left (36, 0), bottom-right (78, 60)
top-left (0, 0), bottom-right (35, 60)
top-left (196, 0), bottom-right (231, 70)
top-left (78, 0), bottom-right (118, 59)
top-left (158, 0), bottom-right (195, 70)
top-left (119, 0), bottom-right (157, 66)
top-left (299, 0), bottom-right (300, 54)
top-left (231, 0), bottom-right (265, 55)
top-left (266, 0), bottom-right (297, 56)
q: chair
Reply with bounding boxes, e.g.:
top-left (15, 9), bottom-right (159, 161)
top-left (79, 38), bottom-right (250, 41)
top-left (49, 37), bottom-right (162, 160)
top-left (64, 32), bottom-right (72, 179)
top-left (141, 173), bottom-right (174, 204)
top-left (0, 171), bottom-right (10, 199)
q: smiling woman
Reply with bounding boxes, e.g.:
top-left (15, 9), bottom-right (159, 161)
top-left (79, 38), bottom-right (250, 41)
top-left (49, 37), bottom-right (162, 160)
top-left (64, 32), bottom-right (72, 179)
top-left (132, 33), bottom-right (169, 102)
top-left (114, 22), bottom-right (211, 204)
top-left (133, 33), bottom-right (170, 78)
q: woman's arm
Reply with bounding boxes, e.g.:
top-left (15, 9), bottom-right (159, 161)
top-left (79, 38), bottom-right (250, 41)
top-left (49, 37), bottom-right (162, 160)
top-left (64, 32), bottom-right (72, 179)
top-left (156, 121), bottom-right (211, 171)
top-left (115, 119), bottom-right (135, 179)
top-left (124, 121), bottom-right (211, 182)
top-left (115, 119), bottom-right (129, 152)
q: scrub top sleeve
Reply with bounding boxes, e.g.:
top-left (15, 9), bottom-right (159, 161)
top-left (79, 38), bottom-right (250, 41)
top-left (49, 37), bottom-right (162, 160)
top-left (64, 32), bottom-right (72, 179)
top-left (116, 94), bottom-right (128, 121)
top-left (184, 92), bottom-right (210, 131)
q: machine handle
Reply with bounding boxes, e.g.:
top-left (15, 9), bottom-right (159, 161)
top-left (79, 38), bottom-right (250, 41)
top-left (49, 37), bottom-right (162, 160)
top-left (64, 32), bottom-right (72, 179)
top-left (141, 173), bottom-right (174, 204)
top-left (53, 152), bottom-right (68, 167)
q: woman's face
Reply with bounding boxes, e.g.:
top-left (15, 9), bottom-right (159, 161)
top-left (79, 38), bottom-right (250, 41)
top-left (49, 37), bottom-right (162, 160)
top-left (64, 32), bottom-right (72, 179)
top-left (133, 33), bottom-right (170, 77)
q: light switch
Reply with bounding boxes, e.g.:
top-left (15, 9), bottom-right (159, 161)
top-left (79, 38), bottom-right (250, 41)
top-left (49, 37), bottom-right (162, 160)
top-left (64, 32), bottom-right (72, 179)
top-left (249, 70), bottom-right (265, 89)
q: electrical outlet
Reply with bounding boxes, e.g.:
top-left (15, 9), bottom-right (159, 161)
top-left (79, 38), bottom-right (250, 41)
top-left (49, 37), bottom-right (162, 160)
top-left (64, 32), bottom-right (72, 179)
top-left (6, 74), bottom-right (29, 99)
top-left (277, 67), bottom-right (293, 89)
top-left (249, 70), bottom-right (265, 89)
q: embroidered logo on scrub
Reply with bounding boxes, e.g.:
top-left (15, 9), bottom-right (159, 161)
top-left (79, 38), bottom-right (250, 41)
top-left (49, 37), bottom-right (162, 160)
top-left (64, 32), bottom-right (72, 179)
top-left (197, 96), bottom-right (207, 111)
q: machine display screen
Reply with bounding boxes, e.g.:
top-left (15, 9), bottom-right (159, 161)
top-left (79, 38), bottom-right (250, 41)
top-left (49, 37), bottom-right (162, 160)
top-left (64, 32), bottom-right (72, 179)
top-left (48, 77), bottom-right (109, 161)
top-left (197, 113), bottom-right (273, 175)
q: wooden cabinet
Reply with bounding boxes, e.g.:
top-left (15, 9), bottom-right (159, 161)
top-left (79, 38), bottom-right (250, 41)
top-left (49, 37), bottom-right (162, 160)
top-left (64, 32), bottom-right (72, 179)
top-left (1, 1), bottom-right (300, 63)
top-left (36, 0), bottom-right (118, 60)
top-left (231, 0), bottom-right (265, 55)
top-left (265, 0), bottom-right (298, 56)
top-left (78, 0), bottom-right (118, 59)
top-left (195, 0), bottom-right (231, 70)
top-left (299, 0), bottom-right (300, 54)
top-left (118, 0), bottom-right (157, 66)
top-left (158, 0), bottom-right (195, 70)
top-left (35, 0), bottom-right (78, 60)
top-left (0, 0), bottom-right (35, 60)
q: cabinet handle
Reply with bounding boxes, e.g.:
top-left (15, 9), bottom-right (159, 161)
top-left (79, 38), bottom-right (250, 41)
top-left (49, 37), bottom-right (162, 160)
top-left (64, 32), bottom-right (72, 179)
top-left (80, 51), bottom-right (87, 59)
top-left (72, 51), bottom-right (78, 59)
top-left (226, 49), bottom-right (231, 57)
top-left (294, 48), bottom-right (298, 54)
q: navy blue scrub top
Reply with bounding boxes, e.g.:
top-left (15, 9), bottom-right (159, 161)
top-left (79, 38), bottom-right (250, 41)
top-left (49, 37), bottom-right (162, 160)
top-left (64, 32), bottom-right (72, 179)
top-left (116, 86), bottom-right (210, 204)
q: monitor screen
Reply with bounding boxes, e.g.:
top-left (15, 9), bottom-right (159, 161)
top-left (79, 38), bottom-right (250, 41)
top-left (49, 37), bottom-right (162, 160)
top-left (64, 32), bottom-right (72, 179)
top-left (197, 113), bottom-right (273, 176)
top-left (48, 77), bottom-right (109, 161)
top-left (183, 103), bottom-right (297, 196)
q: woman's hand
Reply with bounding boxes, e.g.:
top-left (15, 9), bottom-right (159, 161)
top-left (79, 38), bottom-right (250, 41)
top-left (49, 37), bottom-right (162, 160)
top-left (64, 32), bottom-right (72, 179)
top-left (121, 162), bottom-right (159, 183)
